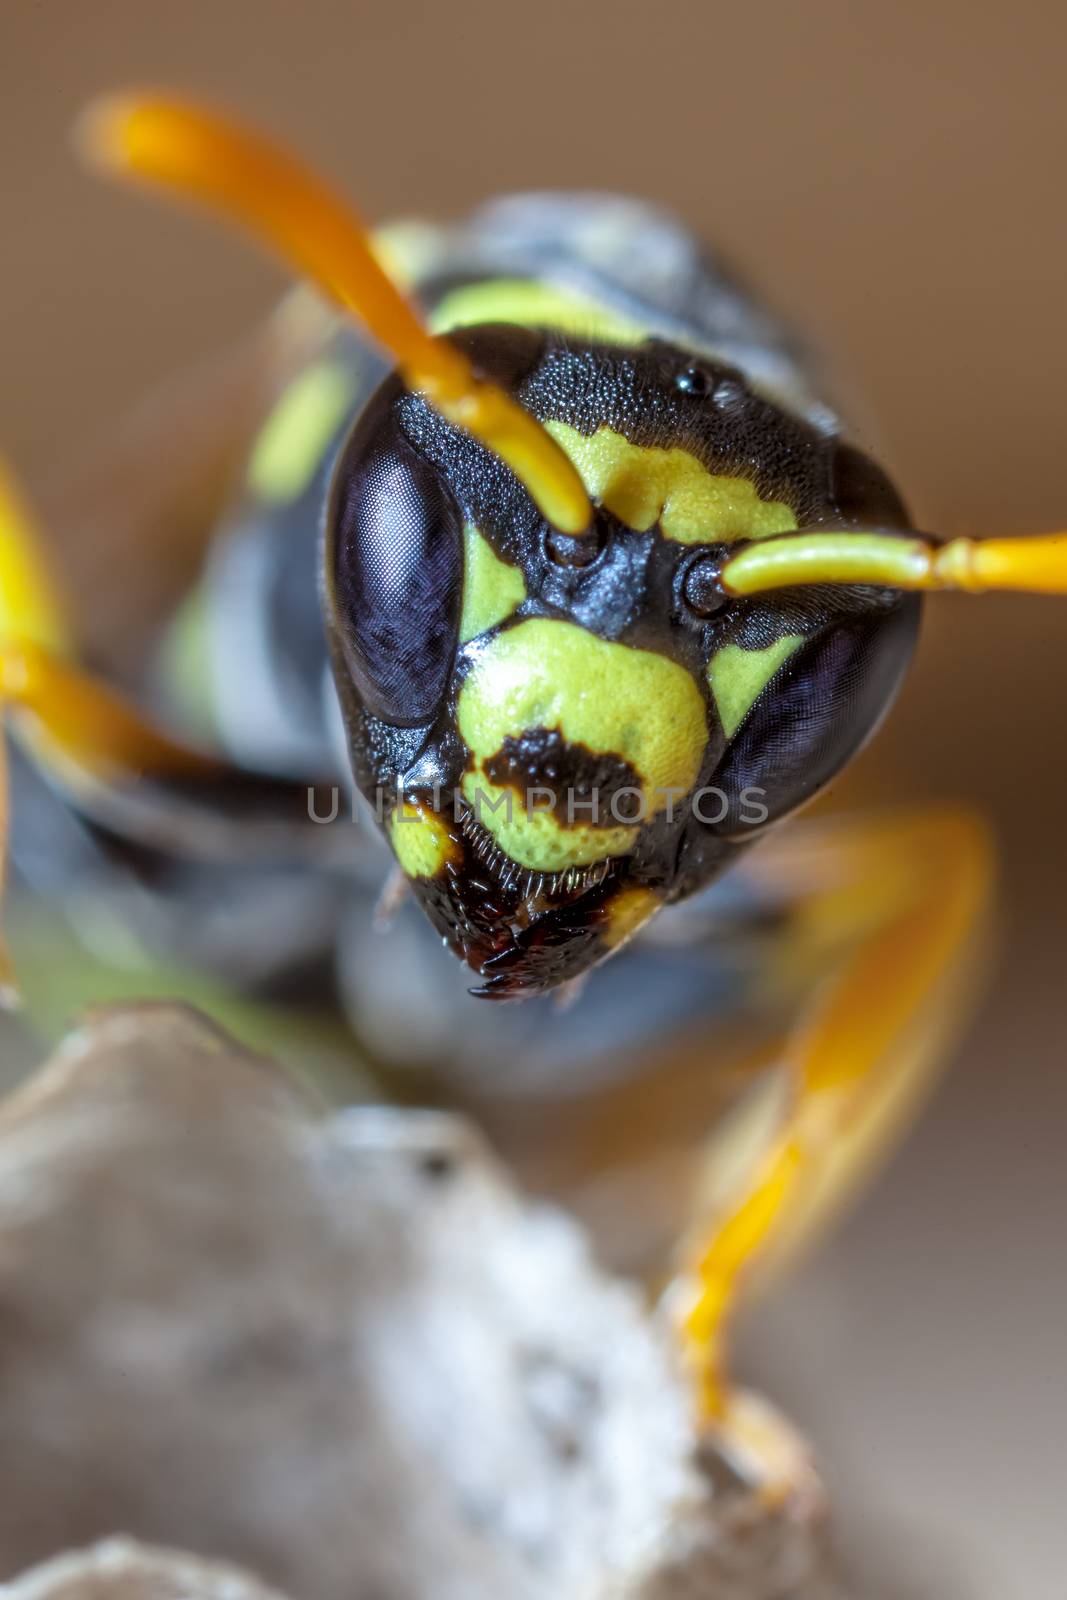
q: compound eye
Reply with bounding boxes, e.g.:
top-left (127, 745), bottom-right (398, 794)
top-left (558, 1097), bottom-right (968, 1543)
top-left (330, 430), bottom-right (461, 726)
top-left (711, 598), bottom-right (920, 834)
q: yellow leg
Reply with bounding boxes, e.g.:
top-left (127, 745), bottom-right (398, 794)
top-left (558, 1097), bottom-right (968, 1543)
top-left (0, 458), bottom-right (70, 654)
top-left (672, 808), bottom-right (994, 1478)
top-left (1, 463), bottom-right (220, 1003)
top-left (0, 642), bottom-right (220, 785)
top-left (0, 643), bottom-right (223, 1004)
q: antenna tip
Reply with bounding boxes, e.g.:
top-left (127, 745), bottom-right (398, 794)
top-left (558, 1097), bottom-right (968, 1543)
top-left (75, 92), bottom-right (176, 179)
top-left (75, 93), bottom-right (137, 171)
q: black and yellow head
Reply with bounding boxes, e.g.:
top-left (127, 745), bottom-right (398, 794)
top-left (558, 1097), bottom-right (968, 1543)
top-left (89, 95), bottom-right (1067, 999)
top-left (325, 326), bottom-right (920, 997)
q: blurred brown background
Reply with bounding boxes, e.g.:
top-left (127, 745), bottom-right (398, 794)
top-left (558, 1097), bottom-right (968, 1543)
top-left (1, 2), bottom-right (1065, 1595)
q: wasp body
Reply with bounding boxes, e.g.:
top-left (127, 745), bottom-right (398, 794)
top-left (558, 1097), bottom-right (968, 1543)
top-left (3, 96), bottom-right (1064, 1462)
top-left (172, 193), bottom-right (918, 999)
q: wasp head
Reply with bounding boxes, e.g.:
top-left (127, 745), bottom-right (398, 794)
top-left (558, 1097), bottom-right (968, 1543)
top-left (325, 326), bottom-right (920, 997)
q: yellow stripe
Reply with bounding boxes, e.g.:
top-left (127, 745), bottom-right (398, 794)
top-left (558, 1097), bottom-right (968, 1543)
top-left (429, 279), bottom-right (649, 344)
top-left (247, 358), bottom-right (356, 505)
top-left (544, 423), bottom-right (797, 544)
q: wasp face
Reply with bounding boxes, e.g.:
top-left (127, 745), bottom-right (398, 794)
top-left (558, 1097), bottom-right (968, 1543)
top-left (325, 327), bottom-right (920, 998)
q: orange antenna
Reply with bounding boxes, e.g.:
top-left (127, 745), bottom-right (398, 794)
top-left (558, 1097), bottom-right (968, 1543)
top-left (78, 93), bottom-right (593, 537)
top-left (719, 528), bottom-right (1067, 597)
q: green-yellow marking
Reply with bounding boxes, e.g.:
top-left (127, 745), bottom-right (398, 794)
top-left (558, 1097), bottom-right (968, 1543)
top-left (429, 279), bottom-right (649, 345)
top-left (460, 774), bottom-right (638, 870)
top-left (459, 523), bottom-right (527, 643)
top-left (247, 359), bottom-right (355, 505)
top-left (157, 584), bottom-right (218, 741)
top-left (545, 422), bottom-right (798, 544)
top-left (457, 618), bottom-right (707, 873)
top-left (390, 801), bottom-right (457, 879)
top-left (709, 635), bottom-right (805, 738)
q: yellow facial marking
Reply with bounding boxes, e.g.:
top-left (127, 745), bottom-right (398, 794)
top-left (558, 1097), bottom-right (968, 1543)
top-left (248, 358), bottom-right (355, 505)
top-left (603, 885), bottom-right (661, 950)
top-left (390, 800), bottom-right (458, 879)
top-left (545, 422), bottom-right (798, 544)
top-left (429, 279), bottom-right (648, 345)
top-left (459, 523), bottom-right (527, 644)
top-left (709, 635), bottom-right (805, 739)
top-left (457, 618), bottom-right (707, 872)
top-left (460, 772), bottom-right (637, 870)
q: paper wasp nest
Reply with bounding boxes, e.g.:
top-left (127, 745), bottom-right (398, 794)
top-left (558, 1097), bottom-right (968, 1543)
top-left (0, 1006), bottom-right (842, 1599)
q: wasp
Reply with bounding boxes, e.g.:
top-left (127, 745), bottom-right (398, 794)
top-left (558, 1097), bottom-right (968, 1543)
top-left (2, 93), bottom-right (1065, 1484)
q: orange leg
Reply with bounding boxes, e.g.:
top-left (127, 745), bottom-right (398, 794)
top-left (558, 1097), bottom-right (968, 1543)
top-left (669, 808), bottom-right (994, 1485)
top-left (0, 641), bottom-right (221, 786)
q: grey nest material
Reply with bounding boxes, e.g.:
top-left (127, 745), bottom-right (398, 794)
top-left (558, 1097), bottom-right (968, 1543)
top-left (0, 1005), bottom-right (842, 1599)
top-left (0, 1537), bottom-right (293, 1599)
